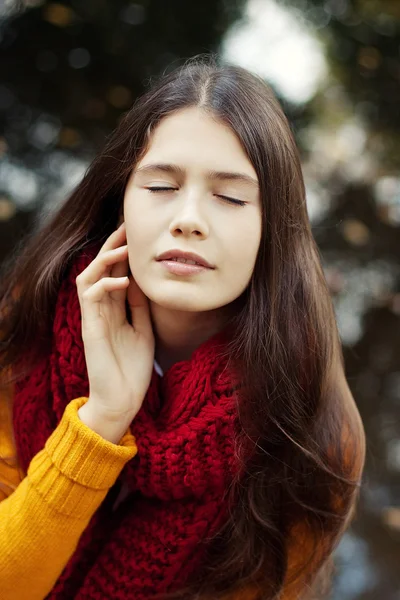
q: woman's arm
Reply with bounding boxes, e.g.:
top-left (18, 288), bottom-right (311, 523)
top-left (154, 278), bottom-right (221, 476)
top-left (0, 396), bottom-right (137, 600)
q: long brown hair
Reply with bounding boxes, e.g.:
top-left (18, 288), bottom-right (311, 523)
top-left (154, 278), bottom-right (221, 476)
top-left (0, 54), bottom-right (365, 600)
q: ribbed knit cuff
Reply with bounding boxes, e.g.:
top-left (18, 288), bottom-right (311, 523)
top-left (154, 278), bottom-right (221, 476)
top-left (27, 397), bottom-right (138, 519)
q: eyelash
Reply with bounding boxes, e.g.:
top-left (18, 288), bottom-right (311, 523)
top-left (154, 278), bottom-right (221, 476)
top-left (145, 187), bottom-right (246, 207)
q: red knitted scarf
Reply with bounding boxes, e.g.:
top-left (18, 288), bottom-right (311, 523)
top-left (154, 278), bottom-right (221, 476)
top-left (12, 243), bottom-right (242, 599)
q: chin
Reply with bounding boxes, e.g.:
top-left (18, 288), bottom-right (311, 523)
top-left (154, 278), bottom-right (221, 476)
top-left (153, 296), bottom-right (212, 313)
top-left (146, 289), bottom-right (222, 313)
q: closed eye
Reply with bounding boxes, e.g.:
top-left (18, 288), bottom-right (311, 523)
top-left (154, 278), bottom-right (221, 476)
top-left (146, 187), bottom-right (176, 193)
top-left (145, 187), bottom-right (246, 207)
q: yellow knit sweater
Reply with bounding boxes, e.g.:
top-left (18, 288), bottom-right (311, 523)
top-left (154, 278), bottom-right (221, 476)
top-left (0, 392), bottom-right (137, 600)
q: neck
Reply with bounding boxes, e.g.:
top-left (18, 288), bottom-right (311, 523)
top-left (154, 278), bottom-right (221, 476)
top-left (150, 303), bottom-right (232, 374)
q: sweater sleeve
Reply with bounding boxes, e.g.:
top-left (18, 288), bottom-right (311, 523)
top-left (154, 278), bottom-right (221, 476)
top-left (0, 396), bottom-right (138, 600)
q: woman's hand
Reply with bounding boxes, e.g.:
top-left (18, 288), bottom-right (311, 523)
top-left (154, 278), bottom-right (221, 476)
top-left (75, 222), bottom-right (155, 436)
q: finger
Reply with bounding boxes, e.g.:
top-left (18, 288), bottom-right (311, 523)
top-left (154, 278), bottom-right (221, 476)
top-left (83, 221), bottom-right (126, 280)
top-left (109, 256), bottom-right (129, 303)
top-left (77, 245), bottom-right (128, 289)
top-left (99, 222), bottom-right (127, 255)
top-left (101, 246), bottom-right (128, 281)
top-left (79, 275), bottom-right (129, 331)
top-left (81, 276), bottom-right (129, 311)
top-left (110, 254), bottom-right (128, 279)
top-left (91, 222), bottom-right (128, 280)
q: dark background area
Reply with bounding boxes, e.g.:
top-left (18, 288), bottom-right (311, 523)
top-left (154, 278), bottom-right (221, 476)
top-left (0, 1), bottom-right (399, 598)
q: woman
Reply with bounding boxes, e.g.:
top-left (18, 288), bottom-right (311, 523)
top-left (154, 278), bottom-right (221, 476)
top-left (0, 54), bottom-right (365, 600)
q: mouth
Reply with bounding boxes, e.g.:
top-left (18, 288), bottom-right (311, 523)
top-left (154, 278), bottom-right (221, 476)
top-left (156, 250), bottom-right (215, 269)
top-left (157, 259), bottom-right (212, 276)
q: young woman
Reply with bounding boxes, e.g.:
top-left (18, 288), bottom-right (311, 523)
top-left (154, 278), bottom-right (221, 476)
top-left (0, 55), bottom-right (365, 600)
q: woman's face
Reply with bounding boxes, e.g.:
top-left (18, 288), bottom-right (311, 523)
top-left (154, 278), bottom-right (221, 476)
top-left (123, 106), bottom-right (262, 314)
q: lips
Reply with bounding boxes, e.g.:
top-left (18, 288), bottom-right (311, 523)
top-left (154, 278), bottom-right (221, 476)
top-left (156, 249), bottom-right (214, 269)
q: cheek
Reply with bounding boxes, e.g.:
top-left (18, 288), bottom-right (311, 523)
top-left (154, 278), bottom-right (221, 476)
top-left (124, 203), bottom-right (155, 250)
top-left (124, 226), bottom-right (148, 278)
top-left (124, 199), bottom-right (150, 232)
top-left (224, 219), bottom-right (261, 274)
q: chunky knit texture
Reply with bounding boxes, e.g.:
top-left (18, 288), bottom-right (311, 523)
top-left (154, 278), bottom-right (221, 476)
top-left (12, 243), bottom-right (241, 600)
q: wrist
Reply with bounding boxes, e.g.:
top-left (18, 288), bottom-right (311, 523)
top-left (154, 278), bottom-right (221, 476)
top-left (77, 401), bottom-right (133, 445)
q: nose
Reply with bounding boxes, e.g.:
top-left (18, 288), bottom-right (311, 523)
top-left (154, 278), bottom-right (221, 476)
top-left (168, 192), bottom-right (209, 238)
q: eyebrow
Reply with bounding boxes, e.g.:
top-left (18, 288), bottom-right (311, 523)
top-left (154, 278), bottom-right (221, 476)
top-left (134, 163), bottom-right (259, 189)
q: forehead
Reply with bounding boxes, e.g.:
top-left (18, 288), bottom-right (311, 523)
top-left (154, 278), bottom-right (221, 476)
top-left (134, 107), bottom-right (259, 186)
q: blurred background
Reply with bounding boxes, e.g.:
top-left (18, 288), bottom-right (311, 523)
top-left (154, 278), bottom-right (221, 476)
top-left (0, 0), bottom-right (399, 597)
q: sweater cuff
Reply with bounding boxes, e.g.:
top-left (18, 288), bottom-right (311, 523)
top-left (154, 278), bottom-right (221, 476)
top-left (27, 397), bottom-right (137, 518)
